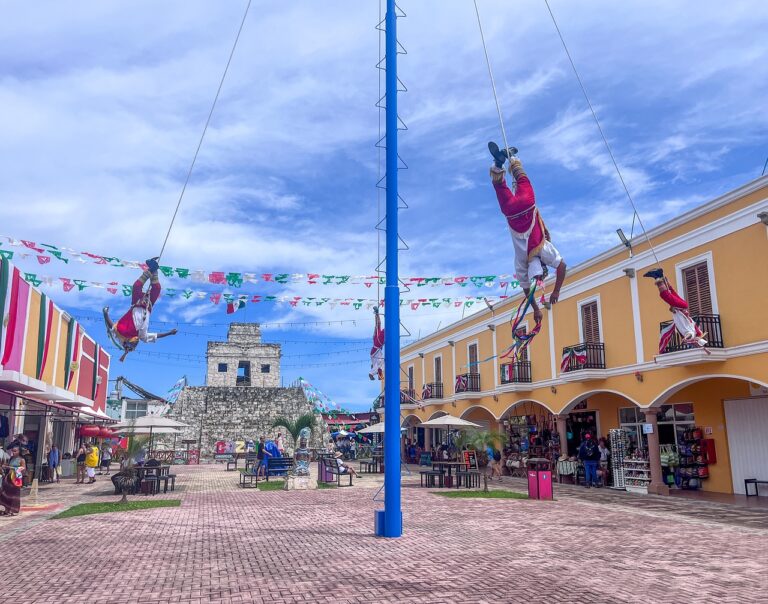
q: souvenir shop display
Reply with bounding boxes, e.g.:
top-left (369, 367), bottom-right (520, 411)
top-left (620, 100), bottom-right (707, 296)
top-left (677, 426), bottom-right (712, 490)
top-left (505, 410), bottom-right (560, 462)
top-left (609, 428), bottom-right (628, 490)
top-left (623, 457), bottom-right (651, 494)
top-left (659, 444), bottom-right (680, 486)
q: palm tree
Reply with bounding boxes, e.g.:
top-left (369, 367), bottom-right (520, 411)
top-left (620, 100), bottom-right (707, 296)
top-left (471, 430), bottom-right (508, 492)
top-left (271, 414), bottom-right (317, 451)
top-left (111, 435), bottom-right (149, 503)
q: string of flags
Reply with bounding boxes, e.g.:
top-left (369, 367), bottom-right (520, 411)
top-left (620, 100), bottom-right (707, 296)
top-left (0, 236), bottom-right (520, 290)
top-left (297, 377), bottom-right (353, 414)
top-left (15, 271), bottom-right (514, 310)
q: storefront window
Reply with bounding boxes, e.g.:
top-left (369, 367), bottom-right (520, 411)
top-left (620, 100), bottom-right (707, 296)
top-left (618, 406), bottom-right (646, 454)
top-left (657, 403), bottom-right (695, 447)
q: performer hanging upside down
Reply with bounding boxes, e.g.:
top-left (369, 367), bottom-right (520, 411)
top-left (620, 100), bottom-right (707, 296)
top-left (368, 306), bottom-right (385, 381)
top-left (103, 257), bottom-right (178, 362)
top-left (489, 142), bottom-right (566, 324)
top-left (643, 268), bottom-right (708, 351)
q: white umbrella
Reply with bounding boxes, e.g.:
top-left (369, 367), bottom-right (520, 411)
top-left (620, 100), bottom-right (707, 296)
top-left (418, 415), bottom-right (481, 429)
top-left (357, 423), bottom-right (407, 434)
top-left (112, 416), bottom-right (188, 450)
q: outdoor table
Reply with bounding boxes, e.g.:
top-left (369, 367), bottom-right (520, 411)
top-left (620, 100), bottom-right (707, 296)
top-left (556, 459), bottom-right (578, 483)
top-left (431, 461), bottom-right (468, 487)
top-left (136, 465), bottom-right (172, 494)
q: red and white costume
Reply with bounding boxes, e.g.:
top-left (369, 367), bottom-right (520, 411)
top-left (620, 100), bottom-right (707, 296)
top-left (369, 311), bottom-right (385, 381)
top-left (658, 279), bottom-right (707, 351)
top-left (112, 273), bottom-right (161, 345)
top-left (492, 161), bottom-right (562, 283)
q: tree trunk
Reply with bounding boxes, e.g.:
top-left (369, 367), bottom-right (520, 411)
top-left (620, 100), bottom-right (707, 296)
top-left (483, 472), bottom-right (489, 493)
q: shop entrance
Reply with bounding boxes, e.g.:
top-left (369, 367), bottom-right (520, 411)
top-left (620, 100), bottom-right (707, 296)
top-left (566, 405), bottom-right (599, 457)
top-left (724, 397), bottom-right (768, 496)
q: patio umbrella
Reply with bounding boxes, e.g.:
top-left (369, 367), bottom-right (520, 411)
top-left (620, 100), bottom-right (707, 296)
top-left (357, 423), bottom-right (407, 434)
top-left (417, 415), bottom-right (481, 429)
top-left (112, 416), bottom-right (188, 451)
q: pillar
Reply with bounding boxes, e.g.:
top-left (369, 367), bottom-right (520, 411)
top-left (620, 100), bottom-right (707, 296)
top-left (642, 408), bottom-right (669, 496)
top-left (555, 415), bottom-right (569, 458)
top-left (425, 427), bottom-right (432, 451)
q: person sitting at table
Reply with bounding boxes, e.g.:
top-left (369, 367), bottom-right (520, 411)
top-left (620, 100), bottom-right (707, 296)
top-left (334, 452), bottom-right (359, 477)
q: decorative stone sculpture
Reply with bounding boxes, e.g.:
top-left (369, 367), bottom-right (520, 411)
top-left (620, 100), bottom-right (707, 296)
top-left (284, 426), bottom-right (316, 490)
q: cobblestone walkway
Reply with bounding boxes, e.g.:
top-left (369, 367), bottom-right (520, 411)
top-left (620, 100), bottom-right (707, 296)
top-left (1, 464), bottom-right (766, 603)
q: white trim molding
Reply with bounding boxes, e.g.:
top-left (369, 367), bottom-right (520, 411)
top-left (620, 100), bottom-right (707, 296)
top-left (576, 293), bottom-right (603, 343)
top-left (674, 250), bottom-right (719, 315)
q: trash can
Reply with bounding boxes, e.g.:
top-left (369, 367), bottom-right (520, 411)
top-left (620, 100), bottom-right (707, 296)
top-left (318, 458), bottom-right (334, 483)
top-left (526, 457), bottom-right (553, 500)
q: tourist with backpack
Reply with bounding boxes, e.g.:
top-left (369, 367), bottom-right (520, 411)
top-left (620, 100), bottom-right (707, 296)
top-left (578, 433), bottom-right (600, 488)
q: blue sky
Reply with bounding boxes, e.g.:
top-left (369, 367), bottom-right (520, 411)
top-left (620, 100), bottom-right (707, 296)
top-left (2, 1), bottom-right (767, 410)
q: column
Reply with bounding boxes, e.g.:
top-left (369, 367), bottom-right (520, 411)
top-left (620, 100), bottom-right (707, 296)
top-left (642, 408), bottom-right (669, 496)
top-left (555, 415), bottom-right (569, 457)
top-left (425, 428), bottom-right (432, 452)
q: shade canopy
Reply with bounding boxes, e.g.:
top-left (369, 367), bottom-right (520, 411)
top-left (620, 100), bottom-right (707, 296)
top-left (418, 415), bottom-right (481, 429)
top-left (112, 416), bottom-right (188, 431)
top-left (357, 423), bottom-right (407, 434)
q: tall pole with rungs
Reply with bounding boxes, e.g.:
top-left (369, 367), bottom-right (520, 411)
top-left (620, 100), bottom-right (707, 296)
top-left (379, 0), bottom-right (403, 538)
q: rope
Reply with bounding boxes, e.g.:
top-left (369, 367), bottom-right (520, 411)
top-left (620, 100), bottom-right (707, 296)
top-left (158, 0), bottom-right (252, 260)
top-left (543, 0), bottom-right (661, 267)
top-left (473, 0), bottom-right (511, 157)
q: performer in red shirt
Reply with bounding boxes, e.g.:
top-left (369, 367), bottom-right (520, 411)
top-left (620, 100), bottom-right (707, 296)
top-left (489, 142), bottom-right (566, 323)
top-left (644, 268), bottom-right (707, 351)
top-left (103, 257), bottom-right (177, 361)
top-left (368, 306), bottom-right (385, 381)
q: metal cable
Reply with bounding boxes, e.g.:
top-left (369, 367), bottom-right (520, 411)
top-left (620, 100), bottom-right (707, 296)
top-left (543, 0), bottom-right (661, 266)
top-left (158, 0), bottom-right (252, 259)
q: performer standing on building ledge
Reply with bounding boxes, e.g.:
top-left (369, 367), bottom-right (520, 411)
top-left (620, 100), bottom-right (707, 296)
top-left (489, 142), bottom-right (566, 323)
top-left (103, 257), bottom-right (177, 361)
top-left (644, 268), bottom-right (708, 351)
top-left (368, 306), bottom-right (385, 381)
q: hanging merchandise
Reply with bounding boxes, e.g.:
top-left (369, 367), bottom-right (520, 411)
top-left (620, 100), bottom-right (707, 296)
top-left (609, 428), bottom-right (628, 490)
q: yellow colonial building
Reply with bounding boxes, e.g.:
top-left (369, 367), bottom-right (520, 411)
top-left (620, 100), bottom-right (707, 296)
top-left (398, 175), bottom-right (768, 497)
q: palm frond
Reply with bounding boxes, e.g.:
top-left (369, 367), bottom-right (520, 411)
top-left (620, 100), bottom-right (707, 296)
top-left (271, 416), bottom-right (296, 439)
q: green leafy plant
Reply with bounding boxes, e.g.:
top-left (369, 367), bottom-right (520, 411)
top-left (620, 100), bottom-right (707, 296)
top-left (271, 414), bottom-right (317, 447)
top-left (111, 434), bottom-right (149, 503)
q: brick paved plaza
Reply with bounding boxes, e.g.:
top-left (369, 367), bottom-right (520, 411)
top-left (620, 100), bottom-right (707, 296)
top-left (1, 465), bottom-right (766, 603)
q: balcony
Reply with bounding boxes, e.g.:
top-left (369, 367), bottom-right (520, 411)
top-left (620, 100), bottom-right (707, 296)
top-left (560, 342), bottom-right (608, 382)
top-left (655, 314), bottom-right (727, 366)
top-left (454, 373), bottom-right (481, 397)
top-left (400, 389), bottom-right (417, 405)
top-left (499, 361), bottom-right (533, 393)
top-left (422, 382), bottom-right (444, 400)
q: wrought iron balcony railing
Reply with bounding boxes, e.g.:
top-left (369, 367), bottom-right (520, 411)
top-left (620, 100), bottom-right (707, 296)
top-left (658, 314), bottom-right (724, 353)
top-left (561, 342), bottom-right (606, 372)
top-left (421, 382), bottom-right (443, 399)
top-left (455, 373), bottom-right (481, 393)
top-left (500, 361), bottom-right (532, 384)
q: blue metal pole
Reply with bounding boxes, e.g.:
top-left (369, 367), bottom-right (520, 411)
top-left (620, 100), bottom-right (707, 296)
top-left (382, 0), bottom-right (402, 538)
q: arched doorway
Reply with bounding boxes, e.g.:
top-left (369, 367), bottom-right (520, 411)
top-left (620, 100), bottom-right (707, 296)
top-left (649, 375), bottom-right (768, 496)
top-left (460, 405), bottom-right (498, 432)
top-left (499, 399), bottom-right (558, 460)
top-left (560, 391), bottom-right (643, 457)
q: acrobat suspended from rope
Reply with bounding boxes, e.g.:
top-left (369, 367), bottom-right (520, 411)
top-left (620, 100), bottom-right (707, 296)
top-left (103, 258), bottom-right (178, 362)
top-left (368, 306), bottom-right (385, 381)
top-left (643, 268), bottom-right (708, 353)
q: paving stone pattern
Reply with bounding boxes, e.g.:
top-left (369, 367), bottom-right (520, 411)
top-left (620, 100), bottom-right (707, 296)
top-left (1, 465), bottom-right (766, 603)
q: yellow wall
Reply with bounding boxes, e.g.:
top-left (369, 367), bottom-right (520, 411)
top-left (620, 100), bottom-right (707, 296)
top-left (23, 289), bottom-right (41, 378)
top-left (41, 308), bottom-right (61, 385)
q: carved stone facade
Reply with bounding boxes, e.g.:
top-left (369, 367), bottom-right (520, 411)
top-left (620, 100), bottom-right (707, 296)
top-left (205, 323), bottom-right (281, 388)
top-left (170, 323), bottom-right (326, 456)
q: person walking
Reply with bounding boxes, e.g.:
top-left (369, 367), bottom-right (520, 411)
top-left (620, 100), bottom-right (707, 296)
top-left (85, 442), bottom-right (100, 484)
top-left (99, 443), bottom-right (112, 476)
top-left (48, 444), bottom-right (60, 483)
top-left (578, 433), bottom-right (600, 488)
top-left (489, 448), bottom-right (503, 481)
top-left (256, 436), bottom-right (272, 480)
top-left (275, 432), bottom-right (285, 457)
top-left (75, 444), bottom-right (87, 484)
top-left (0, 444), bottom-right (25, 516)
